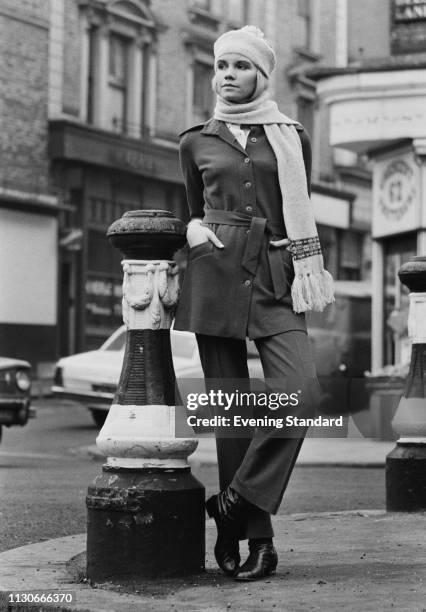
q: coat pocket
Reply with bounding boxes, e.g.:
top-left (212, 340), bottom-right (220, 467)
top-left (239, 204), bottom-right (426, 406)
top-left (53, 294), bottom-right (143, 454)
top-left (188, 241), bottom-right (214, 261)
top-left (281, 247), bottom-right (295, 285)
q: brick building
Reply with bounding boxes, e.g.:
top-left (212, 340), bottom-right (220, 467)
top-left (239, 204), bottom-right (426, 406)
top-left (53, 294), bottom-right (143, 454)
top-left (0, 0), bottom-right (61, 375)
top-left (1, 0), bottom-right (378, 376)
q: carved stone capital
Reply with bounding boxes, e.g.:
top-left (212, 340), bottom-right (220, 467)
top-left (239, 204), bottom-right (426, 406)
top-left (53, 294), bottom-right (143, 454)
top-left (122, 259), bottom-right (180, 330)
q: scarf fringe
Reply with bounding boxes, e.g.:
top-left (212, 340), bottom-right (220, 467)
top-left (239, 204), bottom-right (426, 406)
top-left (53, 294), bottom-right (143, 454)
top-left (291, 270), bottom-right (335, 313)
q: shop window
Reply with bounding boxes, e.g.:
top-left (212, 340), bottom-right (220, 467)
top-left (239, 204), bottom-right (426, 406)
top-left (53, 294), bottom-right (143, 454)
top-left (317, 225), bottom-right (338, 279)
top-left (383, 235), bottom-right (417, 366)
top-left (338, 231), bottom-right (362, 281)
top-left (317, 226), bottom-right (364, 282)
top-left (298, 0), bottom-right (311, 49)
top-left (193, 60), bottom-right (214, 123)
top-left (85, 228), bottom-right (123, 347)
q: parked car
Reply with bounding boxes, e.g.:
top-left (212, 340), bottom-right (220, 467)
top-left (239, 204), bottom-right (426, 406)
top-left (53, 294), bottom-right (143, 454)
top-left (52, 327), bottom-right (263, 427)
top-left (0, 357), bottom-right (33, 442)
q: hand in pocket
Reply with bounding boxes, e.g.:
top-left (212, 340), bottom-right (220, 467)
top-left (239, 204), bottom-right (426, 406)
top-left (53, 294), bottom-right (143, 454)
top-left (187, 221), bottom-right (224, 249)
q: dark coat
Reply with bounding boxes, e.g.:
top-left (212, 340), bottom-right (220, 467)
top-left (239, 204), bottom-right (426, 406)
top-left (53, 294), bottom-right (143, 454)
top-left (174, 118), bottom-right (312, 340)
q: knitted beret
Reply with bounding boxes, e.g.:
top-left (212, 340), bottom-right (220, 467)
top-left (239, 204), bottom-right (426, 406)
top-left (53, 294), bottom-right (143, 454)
top-left (213, 25), bottom-right (276, 77)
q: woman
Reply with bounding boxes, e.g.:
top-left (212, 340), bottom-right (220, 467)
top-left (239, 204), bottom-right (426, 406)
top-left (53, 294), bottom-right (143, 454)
top-left (174, 26), bottom-right (334, 581)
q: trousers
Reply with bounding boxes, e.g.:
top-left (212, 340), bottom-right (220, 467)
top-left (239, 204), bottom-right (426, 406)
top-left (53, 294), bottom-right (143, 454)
top-left (196, 330), bottom-right (318, 540)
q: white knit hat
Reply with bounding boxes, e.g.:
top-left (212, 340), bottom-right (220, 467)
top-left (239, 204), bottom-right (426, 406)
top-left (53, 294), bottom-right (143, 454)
top-left (214, 25), bottom-right (276, 77)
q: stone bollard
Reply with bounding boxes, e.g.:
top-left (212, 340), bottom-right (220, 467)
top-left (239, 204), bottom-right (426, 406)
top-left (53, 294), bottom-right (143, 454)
top-left (386, 256), bottom-right (426, 511)
top-left (86, 210), bottom-right (205, 582)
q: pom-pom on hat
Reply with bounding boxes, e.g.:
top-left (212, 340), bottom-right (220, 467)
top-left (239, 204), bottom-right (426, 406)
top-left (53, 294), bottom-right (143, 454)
top-left (214, 25), bottom-right (276, 77)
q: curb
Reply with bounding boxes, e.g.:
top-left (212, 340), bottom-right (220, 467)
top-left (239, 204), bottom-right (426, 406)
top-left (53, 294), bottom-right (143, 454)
top-left (74, 444), bottom-right (391, 468)
top-left (1, 510), bottom-right (425, 612)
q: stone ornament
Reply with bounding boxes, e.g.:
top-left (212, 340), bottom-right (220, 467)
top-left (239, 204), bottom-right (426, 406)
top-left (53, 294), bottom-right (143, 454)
top-left (122, 260), bottom-right (180, 329)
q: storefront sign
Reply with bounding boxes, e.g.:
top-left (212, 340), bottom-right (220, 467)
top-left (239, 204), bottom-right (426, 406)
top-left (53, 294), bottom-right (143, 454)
top-left (85, 277), bottom-right (123, 335)
top-left (394, 0), bottom-right (426, 21)
top-left (109, 149), bottom-right (164, 175)
top-left (330, 99), bottom-right (426, 150)
top-left (49, 121), bottom-right (182, 183)
top-left (372, 152), bottom-right (420, 238)
top-left (391, 0), bottom-right (426, 53)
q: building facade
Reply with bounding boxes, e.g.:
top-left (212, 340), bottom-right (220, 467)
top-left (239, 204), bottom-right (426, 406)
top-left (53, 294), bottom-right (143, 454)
top-left (309, 0), bottom-right (426, 371)
top-left (0, 0), bottom-right (61, 378)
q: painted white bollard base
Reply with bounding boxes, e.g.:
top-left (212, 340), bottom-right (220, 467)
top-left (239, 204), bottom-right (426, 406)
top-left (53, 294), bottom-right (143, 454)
top-left (96, 404), bottom-right (197, 469)
top-left (391, 396), bottom-right (426, 438)
top-left (407, 294), bottom-right (426, 342)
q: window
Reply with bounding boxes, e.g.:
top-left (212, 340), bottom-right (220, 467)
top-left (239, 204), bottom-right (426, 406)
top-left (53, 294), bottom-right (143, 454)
top-left (298, 0), bottom-right (311, 49)
top-left (317, 225), bottom-right (338, 278)
top-left (339, 231), bottom-right (362, 281)
top-left (107, 33), bottom-right (129, 133)
top-left (193, 61), bottom-right (214, 123)
top-left (80, 0), bottom-right (158, 138)
top-left (87, 26), bottom-right (97, 125)
top-left (318, 226), bottom-right (363, 281)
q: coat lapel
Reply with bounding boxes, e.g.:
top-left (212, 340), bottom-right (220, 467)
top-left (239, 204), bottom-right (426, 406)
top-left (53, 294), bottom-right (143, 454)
top-left (201, 119), bottom-right (247, 155)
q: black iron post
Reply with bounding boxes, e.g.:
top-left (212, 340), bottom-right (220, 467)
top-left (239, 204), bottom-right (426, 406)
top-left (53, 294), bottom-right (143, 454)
top-left (386, 256), bottom-right (426, 511)
top-left (86, 210), bottom-right (205, 581)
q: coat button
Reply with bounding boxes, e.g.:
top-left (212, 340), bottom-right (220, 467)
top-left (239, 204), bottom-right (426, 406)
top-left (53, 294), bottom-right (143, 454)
top-left (244, 157), bottom-right (250, 164)
top-left (250, 137), bottom-right (257, 143)
top-left (245, 205), bottom-right (252, 212)
top-left (244, 181), bottom-right (252, 188)
top-left (244, 280), bottom-right (251, 287)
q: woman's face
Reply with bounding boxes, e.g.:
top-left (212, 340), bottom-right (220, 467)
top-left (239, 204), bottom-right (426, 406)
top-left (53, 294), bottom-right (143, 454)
top-left (215, 53), bottom-right (257, 102)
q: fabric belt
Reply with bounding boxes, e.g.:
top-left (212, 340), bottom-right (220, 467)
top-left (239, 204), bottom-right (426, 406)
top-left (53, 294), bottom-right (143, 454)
top-left (203, 209), bottom-right (288, 301)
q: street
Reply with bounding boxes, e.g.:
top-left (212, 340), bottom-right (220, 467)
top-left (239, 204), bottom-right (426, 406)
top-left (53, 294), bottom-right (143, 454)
top-left (0, 399), bottom-right (385, 553)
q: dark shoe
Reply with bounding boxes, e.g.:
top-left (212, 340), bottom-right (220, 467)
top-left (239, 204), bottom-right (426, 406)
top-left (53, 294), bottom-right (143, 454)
top-left (206, 486), bottom-right (248, 576)
top-left (234, 540), bottom-right (278, 581)
top-left (214, 536), bottom-right (240, 576)
top-left (205, 486), bottom-right (248, 531)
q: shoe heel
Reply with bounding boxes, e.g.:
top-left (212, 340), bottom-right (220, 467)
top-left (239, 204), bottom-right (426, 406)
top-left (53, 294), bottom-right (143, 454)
top-left (205, 495), bottom-right (216, 518)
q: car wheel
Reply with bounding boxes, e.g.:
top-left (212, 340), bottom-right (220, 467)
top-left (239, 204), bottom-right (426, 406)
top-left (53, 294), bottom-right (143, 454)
top-left (90, 408), bottom-right (107, 428)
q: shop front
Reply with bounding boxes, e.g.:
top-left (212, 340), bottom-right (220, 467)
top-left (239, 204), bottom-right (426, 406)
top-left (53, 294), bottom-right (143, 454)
top-left (50, 120), bottom-right (186, 354)
top-left (315, 63), bottom-right (426, 372)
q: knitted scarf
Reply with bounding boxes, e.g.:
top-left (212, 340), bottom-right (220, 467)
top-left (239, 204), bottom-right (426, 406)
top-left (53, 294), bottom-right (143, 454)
top-left (214, 90), bottom-right (335, 313)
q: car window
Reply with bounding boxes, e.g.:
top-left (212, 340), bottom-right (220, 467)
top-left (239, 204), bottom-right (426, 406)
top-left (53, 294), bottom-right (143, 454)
top-left (103, 330), bottom-right (126, 351)
top-left (100, 328), bottom-right (197, 358)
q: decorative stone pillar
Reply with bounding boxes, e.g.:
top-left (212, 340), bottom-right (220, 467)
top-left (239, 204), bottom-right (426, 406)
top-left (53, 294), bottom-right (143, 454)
top-left (86, 210), bottom-right (205, 582)
top-left (386, 256), bottom-right (426, 511)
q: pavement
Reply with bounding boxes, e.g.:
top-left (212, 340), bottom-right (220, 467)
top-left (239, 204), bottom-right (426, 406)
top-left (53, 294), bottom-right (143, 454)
top-left (2, 422), bottom-right (425, 611)
top-left (0, 511), bottom-right (425, 611)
